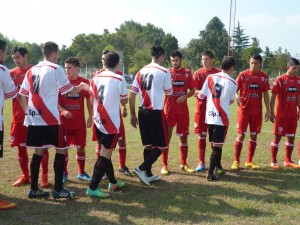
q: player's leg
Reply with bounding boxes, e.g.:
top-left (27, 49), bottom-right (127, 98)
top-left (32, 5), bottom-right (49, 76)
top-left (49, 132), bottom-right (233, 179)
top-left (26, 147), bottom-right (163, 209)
top-left (161, 114), bottom-right (174, 175)
top-left (232, 113), bottom-right (249, 170)
top-left (40, 149), bottom-right (49, 188)
top-left (117, 118), bottom-right (133, 176)
top-left (194, 113), bottom-right (208, 172)
top-left (270, 118), bottom-right (283, 169)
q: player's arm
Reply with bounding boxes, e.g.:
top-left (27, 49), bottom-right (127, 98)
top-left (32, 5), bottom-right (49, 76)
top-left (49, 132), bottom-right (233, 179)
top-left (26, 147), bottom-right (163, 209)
top-left (129, 92), bottom-right (138, 128)
top-left (58, 103), bottom-right (73, 119)
top-left (19, 95), bottom-right (28, 113)
top-left (67, 82), bottom-right (89, 95)
top-left (297, 95), bottom-right (300, 121)
top-left (176, 88), bottom-right (195, 104)
top-left (86, 97), bottom-right (93, 128)
top-left (263, 91), bottom-right (270, 122)
top-left (270, 93), bottom-right (276, 123)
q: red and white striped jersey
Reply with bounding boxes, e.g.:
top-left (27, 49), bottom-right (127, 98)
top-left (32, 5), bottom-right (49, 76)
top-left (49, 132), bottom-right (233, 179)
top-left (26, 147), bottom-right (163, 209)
top-left (199, 72), bottom-right (237, 126)
top-left (89, 70), bottom-right (128, 134)
top-left (130, 63), bottom-right (173, 110)
top-left (19, 60), bottom-right (73, 126)
top-left (0, 64), bottom-right (18, 131)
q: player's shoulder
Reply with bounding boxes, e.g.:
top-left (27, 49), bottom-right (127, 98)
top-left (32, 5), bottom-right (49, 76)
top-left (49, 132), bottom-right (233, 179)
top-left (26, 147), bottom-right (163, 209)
top-left (0, 64), bottom-right (9, 72)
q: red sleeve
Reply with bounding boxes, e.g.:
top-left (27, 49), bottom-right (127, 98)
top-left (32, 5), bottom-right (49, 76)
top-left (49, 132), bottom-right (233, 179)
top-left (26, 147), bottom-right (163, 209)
top-left (188, 71), bottom-right (195, 89)
top-left (272, 77), bottom-right (280, 94)
top-left (193, 70), bottom-right (201, 90)
top-left (83, 77), bottom-right (91, 99)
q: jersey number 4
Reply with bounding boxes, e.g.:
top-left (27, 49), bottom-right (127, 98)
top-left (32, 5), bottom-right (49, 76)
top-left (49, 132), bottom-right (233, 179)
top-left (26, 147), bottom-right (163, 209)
top-left (97, 85), bottom-right (105, 103)
top-left (140, 73), bottom-right (153, 91)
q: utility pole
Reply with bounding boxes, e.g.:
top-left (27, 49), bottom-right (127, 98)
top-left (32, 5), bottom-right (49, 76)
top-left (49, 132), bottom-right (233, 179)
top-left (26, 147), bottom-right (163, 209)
top-left (228, 0), bottom-right (236, 56)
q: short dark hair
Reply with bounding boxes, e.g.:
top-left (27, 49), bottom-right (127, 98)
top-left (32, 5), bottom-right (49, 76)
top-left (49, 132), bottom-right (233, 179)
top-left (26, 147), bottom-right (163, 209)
top-left (11, 46), bottom-right (28, 56)
top-left (287, 57), bottom-right (300, 66)
top-left (65, 57), bottom-right (80, 67)
top-left (201, 51), bottom-right (214, 59)
top-left (0, 40), bottom-right (7, 52)
top-left (151, 45), bottom-right (165, 59)
top-left (102, 50), bottom-right (110, 55)
top-left (251, 54), bottom-right (263, 63)
top-left (104, 52), bottom-right (119, 69)
top-left (41, 41), bottom-right (59, 58)
top-left (170, 50), bottom-right (182, 59)
top-left (221, 56), bottom-right (235, 70)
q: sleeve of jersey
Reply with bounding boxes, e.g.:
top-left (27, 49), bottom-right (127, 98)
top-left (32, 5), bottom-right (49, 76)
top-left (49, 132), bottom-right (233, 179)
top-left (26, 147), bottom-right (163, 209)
top-left (84, 78), bottom-right (91, 99)
top-left (271, 78), bottom-right (280, 94)
top-left (188, 72), bottom-right (196, 89)
top-left (193, 72), bottom-right (201, 90)
top-left (3, 70), bottom-right (18, 99)
top-left (57, 67), bottom-right (73, 95)
top-left (120, 77), bottom-right (128, 99)
top-left (264, 74), bottom-right (271, 91)
top-left (164, 71), bottom-right (173, 96)
top-left (130, 73), bottom-right (139, 94)
top-left (19, 75), bottom-right (29, 97)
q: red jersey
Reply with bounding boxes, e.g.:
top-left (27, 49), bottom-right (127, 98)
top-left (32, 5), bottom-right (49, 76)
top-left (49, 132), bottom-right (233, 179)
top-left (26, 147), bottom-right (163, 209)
top-left (193, 67), bottom-right (221, 114)
top-left (164, 67), bottom-right (195, 115)
top-left (272, 74), bottom-right (300, 118)
top-left (59, 76), bottom-right (90, 130)
top-left (237, 69), bottom-right (270, 115)
top-left (10, 66), bottom-right (32, 123)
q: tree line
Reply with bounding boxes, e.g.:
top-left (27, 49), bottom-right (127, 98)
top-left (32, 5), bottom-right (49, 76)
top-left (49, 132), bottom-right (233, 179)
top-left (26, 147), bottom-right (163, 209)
top-left (1, 17), bottom-right (296, 78)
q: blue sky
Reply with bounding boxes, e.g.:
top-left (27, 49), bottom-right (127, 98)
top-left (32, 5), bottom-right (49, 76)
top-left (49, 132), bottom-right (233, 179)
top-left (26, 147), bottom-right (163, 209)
top-left (2, 0), bottom-right (300, 56)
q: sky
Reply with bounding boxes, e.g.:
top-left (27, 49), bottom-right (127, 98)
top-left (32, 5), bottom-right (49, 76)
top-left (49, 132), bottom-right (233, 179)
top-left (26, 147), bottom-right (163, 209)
top-left (1, 0), bottom-right (300, 56)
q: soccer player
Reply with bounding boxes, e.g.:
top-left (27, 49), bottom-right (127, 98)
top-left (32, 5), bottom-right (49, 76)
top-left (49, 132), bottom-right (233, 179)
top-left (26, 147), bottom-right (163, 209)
top-left (92, 51), bottom-right (133, 177)
top-left (231, 54), bottom-right (270, 170)
top-left (58, 57), bottom-right (92, 182)
top-left (19, 41), bottom-right (89, 199)
top-left (270, 58), bottom-right (300, 169)
top-left (193, 51), bottom-right (221, 172)
top-left (130, 45), bottom-right (173, 186)
top-left (0, 40), bottom-right (18, 210)
top-left (86, 52), bottom-right (128, 198)
top-left (198, 56), bottom-right (237, 181)
top-left (160, 50), bottom-right (195, 175)
top-left (10, 46), bottom-right (49, 188)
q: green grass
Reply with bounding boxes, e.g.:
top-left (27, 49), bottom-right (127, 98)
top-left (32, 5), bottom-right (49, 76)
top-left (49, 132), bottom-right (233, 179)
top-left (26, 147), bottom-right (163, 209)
top-left (1, 97), bottom-right (300, 225)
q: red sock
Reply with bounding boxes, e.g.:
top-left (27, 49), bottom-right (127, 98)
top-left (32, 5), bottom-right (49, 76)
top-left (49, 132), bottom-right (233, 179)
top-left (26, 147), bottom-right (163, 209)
top-left (234, 140), bottom-right (243, 162)
top-left (76, 152), bottom-right (85, 174)
top-left (198, 137), bottom-right (206, 164)
top-left (162, 148), bottom-right (169, 167)
top-left (271, 141), bottom-right (279, 162)
top-left (64, 152), bottom-right (69, 175)
top-left (41, 149), bottom-right (49, 176)
top-left (95, 144), bottom-right (100, 159)
top-left (118, 146), bottom-right (126, 168)
top-left (180, 143), bottom-right (188, 165)
top-left (285, 141), bottom-right (294, 163)
top-left (18, 146), bottom-right (29, 178)
top-left (247, 140), bottom-right (257, 163)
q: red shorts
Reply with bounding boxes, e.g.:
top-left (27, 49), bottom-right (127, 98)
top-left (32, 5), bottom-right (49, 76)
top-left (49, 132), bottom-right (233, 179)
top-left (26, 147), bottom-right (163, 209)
top-left (166, 114), bottom-right (189, 136)
top-left (10, 122), bottom-right (27, 147)
top-left (92, 116), bottom-right (125, 141)
top-left (65, 128), bottom-right (86, 148)
top-left (273, 117), bottom-right (297, 137)
top-left (194, 113), bottom-right (208, 135)
top-left (237, 113), bottom-right (262, 135)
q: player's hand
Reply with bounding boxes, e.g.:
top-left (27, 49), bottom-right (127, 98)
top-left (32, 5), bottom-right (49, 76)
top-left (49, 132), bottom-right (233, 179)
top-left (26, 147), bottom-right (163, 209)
top-left (236, 96), bottom-right (242, 106)
top-left (130, 115), bottom-right (138, 128)
top-left (80, 82), bottom-right (90, 91)
top-left (176, 96), bottom-right (187, 104)
top-left (61, 110), bottom-right (72, 119)
top-left (270, 114), bottom-right (275, 123)
top-left (87, 116), bottom-right (92, 128)
top-left (264, 110), bottom-right (271, 122)
top-left (122, 108), bottom-right (128, 117)
top-left (194, 90), bottom-right (200, 97)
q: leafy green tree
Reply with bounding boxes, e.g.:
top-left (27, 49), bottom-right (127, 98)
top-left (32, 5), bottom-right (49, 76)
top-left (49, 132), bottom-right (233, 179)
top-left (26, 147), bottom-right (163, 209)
top-left (239, 37), bottom-right (262, 72)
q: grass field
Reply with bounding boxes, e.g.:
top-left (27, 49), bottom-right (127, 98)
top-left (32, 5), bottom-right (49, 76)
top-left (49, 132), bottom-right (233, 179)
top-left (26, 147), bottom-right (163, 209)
top-left (1, 97), bottom-right (300, 225)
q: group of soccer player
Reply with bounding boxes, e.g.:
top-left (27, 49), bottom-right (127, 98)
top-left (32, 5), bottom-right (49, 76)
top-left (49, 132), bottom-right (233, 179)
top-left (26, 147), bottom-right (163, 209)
top-left (1, 39), bottom-right (300, 209)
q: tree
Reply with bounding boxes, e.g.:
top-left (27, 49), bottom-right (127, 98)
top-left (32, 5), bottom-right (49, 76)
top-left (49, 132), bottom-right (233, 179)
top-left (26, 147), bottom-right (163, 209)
top-left (161, 33), bottom-right (178, 63)
top-left (239, 37), bottom-right (262, 72)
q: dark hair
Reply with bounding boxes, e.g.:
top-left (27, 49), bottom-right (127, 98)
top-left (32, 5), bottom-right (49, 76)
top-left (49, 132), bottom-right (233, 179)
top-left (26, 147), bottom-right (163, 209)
top-left (0, 40), bottom-right (7, 52)
top-left (221, 56), bottom-right (235, 70)
top-left (151, 45), bottom-right (165, 59)
top-left (201, 51), bottom-right (214, 59)
top-left (287, 57), bottom-right (300, 66)
top-left (11, 46), bottom-right (28, 56)
top-left (102, 50), bottom-right (110, 55)
top-left (104, 52), bottom-right (119, 68)
top-left (41, 41), bottom-right (59, 58)
top-left (251, 54), bottom-right (263, 63)
top-left (170, 50), bottom-right (182, 59)
top-left (65, 57), bottom-right (80, 67)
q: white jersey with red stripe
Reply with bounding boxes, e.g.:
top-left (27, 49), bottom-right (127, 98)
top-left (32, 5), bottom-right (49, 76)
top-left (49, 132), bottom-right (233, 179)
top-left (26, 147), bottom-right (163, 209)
top-left (19, 60), bottom-right (73, 126)
top-left (199, 72), bottom-right (237, 126)
top-left (89, 70), bottom-right (128, 134)
top-left (0, 64), bottom-right (18, 131)
top-left (130, 62), bottom-right (173, 110)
